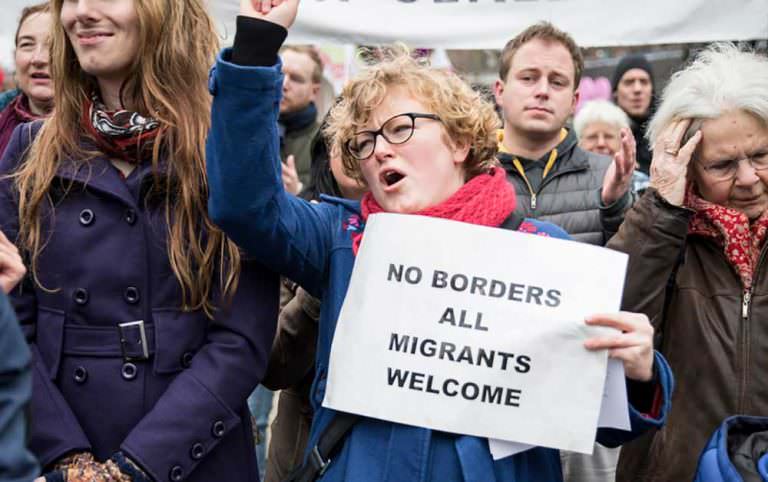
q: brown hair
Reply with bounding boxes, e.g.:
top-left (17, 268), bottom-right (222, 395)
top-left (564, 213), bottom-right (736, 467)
top-left (325, 47), bottom-right (500, 183)
top-left (499, 22), bottom-right (584, 87)
top-left (15, 2), bottom-right (50, 47)
top-left (11, 0), bottom-right (240, 316)
top-left (280, 45), bottom-right (324, 84)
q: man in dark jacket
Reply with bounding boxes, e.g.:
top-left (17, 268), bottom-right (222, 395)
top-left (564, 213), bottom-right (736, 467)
top-left (494, 22), bottom-right (636, 247)
top-left (612, 53), bottom-right (655, 175)
top-left (278, 45), bottom-right (322, 190)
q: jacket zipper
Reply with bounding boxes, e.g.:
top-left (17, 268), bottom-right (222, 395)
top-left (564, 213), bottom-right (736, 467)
top-left (742, 289), bottom-right (751, 319)
top-left (738, 245), bottom-right (768, 412)
top-left (508, 165), bottom-right (587, 212)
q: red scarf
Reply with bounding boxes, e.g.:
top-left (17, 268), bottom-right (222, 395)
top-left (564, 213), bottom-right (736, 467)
top-left (0, 94), bottom-right (46, 153)
top-left (352, 167), bottom-right (516, 255)
top-left (687, 188), bottom-right (768, 289)
top-left (12, 94), bottom-right (43, 123)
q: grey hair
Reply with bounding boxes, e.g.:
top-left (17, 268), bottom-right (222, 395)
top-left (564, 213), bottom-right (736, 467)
top-left (648, 43), bottom-right (768, 147)
top-left (573, 100), bottom-right (631, 138)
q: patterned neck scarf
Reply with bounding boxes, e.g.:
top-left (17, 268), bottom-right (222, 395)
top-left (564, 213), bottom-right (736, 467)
top-left (686, 187), bottom-right (768, 289)
top-left (83, 93), bottom-right (161, 163)
top-left (352, 167), bottom-right (517, 255)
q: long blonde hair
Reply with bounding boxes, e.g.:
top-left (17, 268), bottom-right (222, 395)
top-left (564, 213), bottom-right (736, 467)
top-left (12, 0), bottom-right (240, 316)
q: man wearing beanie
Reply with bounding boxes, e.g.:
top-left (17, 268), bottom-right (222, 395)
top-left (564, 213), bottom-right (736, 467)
top-left (612, 53), bottom-right (655, 174)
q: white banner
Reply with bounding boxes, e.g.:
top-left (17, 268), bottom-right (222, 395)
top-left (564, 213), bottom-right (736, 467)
top-left (322, 214), bottom-right (629, 454)
top-left (208, 0), bottom-right (768, 49)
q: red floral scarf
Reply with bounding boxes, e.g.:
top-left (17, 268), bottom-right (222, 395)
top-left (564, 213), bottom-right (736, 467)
top-left (82, 93), bottom-right (161, 163)
top-left (687, 188), bottom-right (768, 289)
top-left (352, 167), bottom-right (516, 255)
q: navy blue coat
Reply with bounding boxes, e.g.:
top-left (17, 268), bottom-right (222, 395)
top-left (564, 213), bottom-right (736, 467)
top-left (0, 122), bottom-right (279, 482)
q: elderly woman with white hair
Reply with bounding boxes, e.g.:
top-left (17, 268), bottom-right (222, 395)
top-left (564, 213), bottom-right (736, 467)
top-left (608, 44), bottom-right (768, 482)
top-left (575, 100), bottom-right (650, 194)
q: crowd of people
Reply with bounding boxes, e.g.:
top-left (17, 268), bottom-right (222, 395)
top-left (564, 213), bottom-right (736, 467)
top-left (0, 0), bottom-right (765, 481)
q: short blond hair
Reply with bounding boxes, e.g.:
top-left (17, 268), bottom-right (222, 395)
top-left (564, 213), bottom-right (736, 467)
top-left (499, 22), bottom-right (584, 86)
top-left (326, 49), bottom-right (500, 183)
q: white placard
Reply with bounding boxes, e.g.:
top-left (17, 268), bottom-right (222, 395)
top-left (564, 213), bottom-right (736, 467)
top-left (489, 359), bottom-right (631, 459)
top-left (323, 213), bottom-right (629, 454)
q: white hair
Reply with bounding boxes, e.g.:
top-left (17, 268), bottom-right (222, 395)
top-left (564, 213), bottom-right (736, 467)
top-left (573, 100), bottom-right (631, 138)
top-left (648, 43), bottom-right (768, 146)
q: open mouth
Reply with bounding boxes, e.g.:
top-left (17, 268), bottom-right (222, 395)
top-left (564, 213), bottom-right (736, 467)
top-left (30, 73), bottom-right (50, 80)
top-left (380, 169), bottom-right (406, 188)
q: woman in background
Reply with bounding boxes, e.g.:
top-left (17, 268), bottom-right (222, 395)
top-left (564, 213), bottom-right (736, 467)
top-left (0, 2), bottom-right (53, 154)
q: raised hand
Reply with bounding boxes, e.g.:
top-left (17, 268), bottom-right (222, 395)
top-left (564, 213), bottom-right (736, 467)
top-left (649, 119), bottom-right (702, 206)
top-left (601, 127), bottom-right (637, 205)
top-left (583, 311), bottom-right (654, 382)
top-left (281, 154), bottom-right (303, 195)
top-left (239, 0), bottom-right (300, 29)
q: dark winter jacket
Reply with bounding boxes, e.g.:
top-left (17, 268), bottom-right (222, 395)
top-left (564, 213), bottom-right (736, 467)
top-left (609, 190), bottom-right (768, 481)
top-left (498, 129), bottom-right (636, 246)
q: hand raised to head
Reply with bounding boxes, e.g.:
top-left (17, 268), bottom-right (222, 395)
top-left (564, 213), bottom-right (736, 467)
top-left (239, 0), bottom-right (300, 29)
top-left (649, 119), bottom-right (702, 206)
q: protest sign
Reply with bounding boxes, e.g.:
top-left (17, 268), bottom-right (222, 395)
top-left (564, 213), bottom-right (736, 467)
top-left (322, 213), bottom-right (629, 453)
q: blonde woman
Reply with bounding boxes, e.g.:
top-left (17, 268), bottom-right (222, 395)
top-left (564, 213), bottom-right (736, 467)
top-left (206, 2), bottom-right (673, 481)
top-left (0, 0), bottom-right (278, 481)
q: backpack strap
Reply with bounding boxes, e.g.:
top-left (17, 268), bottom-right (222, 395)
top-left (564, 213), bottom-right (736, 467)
top-left (285, 412), bottom-right (360, 482)
top-left (499, 210), bottom-right (526, 231)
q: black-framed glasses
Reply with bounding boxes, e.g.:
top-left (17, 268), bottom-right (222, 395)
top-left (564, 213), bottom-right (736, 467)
top-left (698, 149), bottom-right (768, 182)
top-left (344, 112), bottom-right (442, 160)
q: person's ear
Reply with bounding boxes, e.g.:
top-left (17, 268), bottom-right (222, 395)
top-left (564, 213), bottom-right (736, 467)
top-left (493, 79), bottom-right (505, 107)
top-left (452, 141), bottom-right (471, 166)
top-left (571, 88), bottom-right (580, 116)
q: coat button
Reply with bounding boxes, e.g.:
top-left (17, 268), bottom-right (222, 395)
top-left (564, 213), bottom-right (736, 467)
top-left (73, 366), bottom-right (88, 384)
top-left (73, 288), bottom-right (89, 306)
top-left (121, 362), bottom-right (138, 381)
top-left (124, 286), bottom-right (140, 304)
top-left (181, 352), bottom-right (194, 369)
top-left (124, 209), bottom-right (137, 225)
top-left (211, 420), bottom-right (225, 438)
top-left (169, 465), bottom-right (184, 481)
top-left (79, 209), bottom-right (95, 226)
top-left (190, 443), bottom-right (205, 460)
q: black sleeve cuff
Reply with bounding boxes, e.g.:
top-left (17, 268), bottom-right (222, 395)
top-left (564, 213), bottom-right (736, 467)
top-left (232, 16), bottom-right (288, 67)
top-left (43, 471), bottom-right (66, 482)
top-left (111, 451), bottom-right (152, 482)
top-left (626, 358), bottom-right (659, 413)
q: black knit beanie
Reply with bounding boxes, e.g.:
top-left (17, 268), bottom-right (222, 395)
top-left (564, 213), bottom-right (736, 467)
top-left (611, 53), bottom-right (654, 92)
